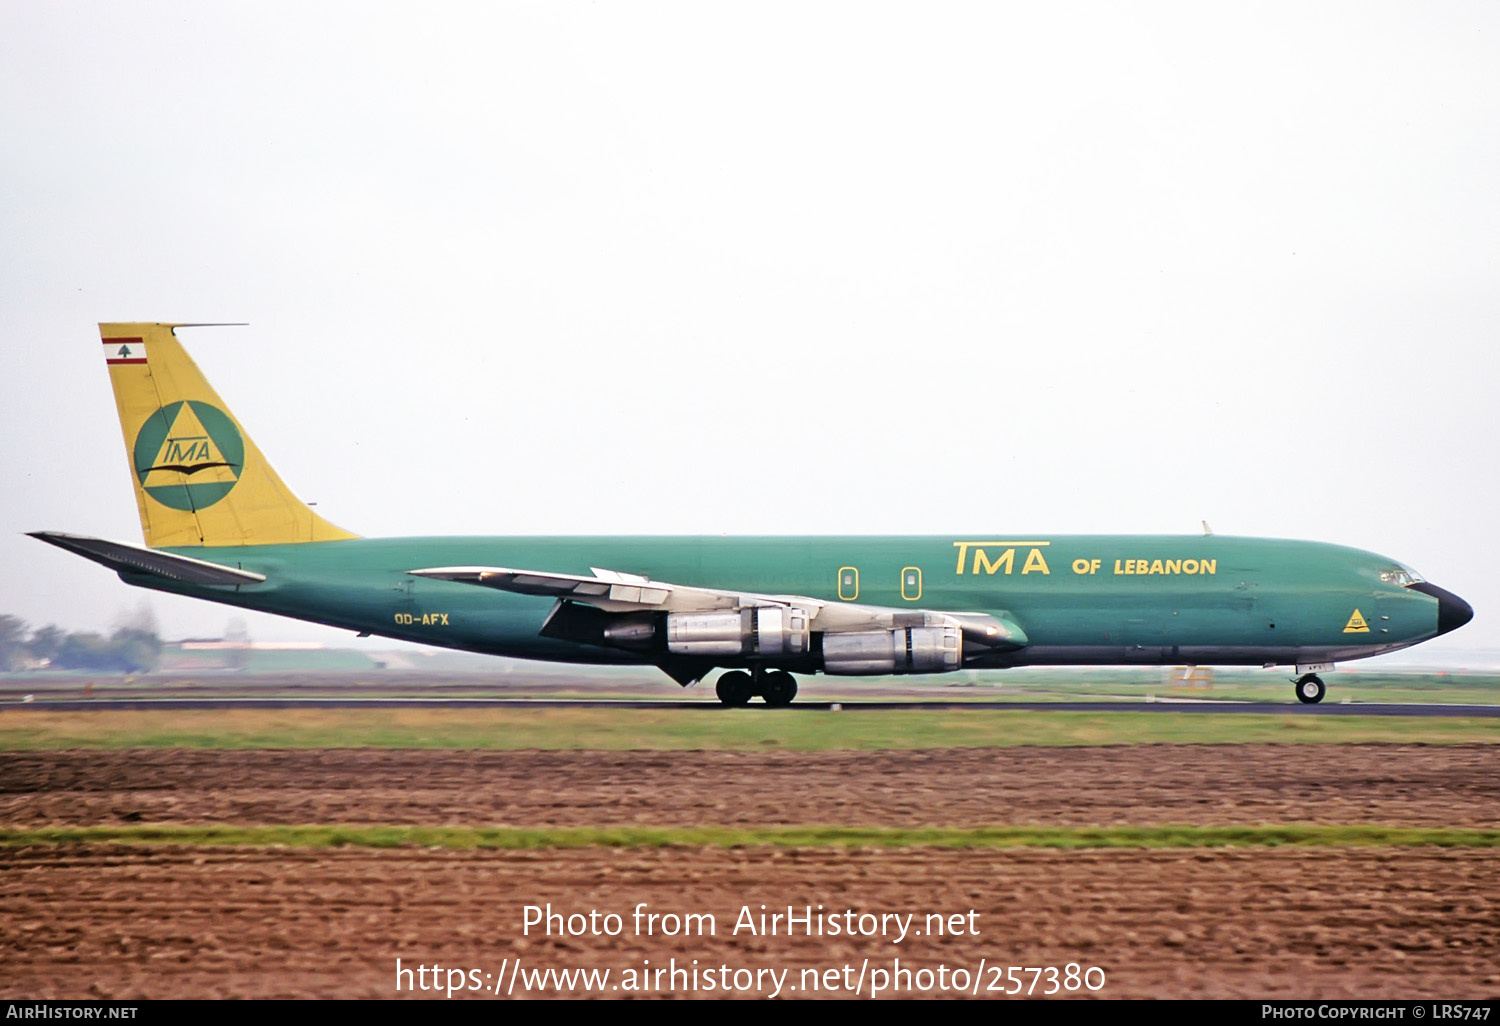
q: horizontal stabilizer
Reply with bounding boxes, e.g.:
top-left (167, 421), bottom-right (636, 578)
top-left (28, 531), bottom-right (267, 586)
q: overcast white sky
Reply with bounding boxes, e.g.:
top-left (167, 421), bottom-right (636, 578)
top-left (1, 2), bottom-right (1496, 664)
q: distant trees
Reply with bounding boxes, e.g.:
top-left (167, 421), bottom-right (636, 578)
top-left (0, 615), bottom-right (27, 672)
top-left (0, 614), bottom-right (163, 673)
top-left (27, 624), bottom-right (66, 665)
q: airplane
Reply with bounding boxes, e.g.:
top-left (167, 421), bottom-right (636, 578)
top-left (30, 323), bottom-right (1473, 706)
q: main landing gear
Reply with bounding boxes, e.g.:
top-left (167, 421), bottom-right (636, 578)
top-left (1294, 673), bottom-right (1326, 705)
top-left (715, 668), bottom-right (799, 707)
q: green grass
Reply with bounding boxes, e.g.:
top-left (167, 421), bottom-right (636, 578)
top-left (0, 706), bottom-right (1496, 750)
top-left (3, 823), bottom-right (1497, 850)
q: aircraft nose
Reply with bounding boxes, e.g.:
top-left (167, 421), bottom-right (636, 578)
top-left (1411, 582), bottom-right (1474, 636)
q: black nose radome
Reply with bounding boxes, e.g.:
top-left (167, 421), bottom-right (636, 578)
top-left (1411, 582), bottom-right (1475, 636)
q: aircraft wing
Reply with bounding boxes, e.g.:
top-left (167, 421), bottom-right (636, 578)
top-left (408, 564), bottom-right (1027, 648)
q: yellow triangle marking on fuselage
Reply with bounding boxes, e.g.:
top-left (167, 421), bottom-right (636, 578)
top-left (1343, 609), bottom-right (1371, 633)
top-left (141, 404), bottom-right (238, 487)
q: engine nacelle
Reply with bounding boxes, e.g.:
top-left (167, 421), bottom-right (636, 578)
top-left (665, 606), bottom-right (811, 658)
top-left (821, 625), bottom-right (962, 675)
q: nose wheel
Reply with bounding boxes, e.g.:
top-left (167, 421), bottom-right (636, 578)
top-left (1294, 673), bottom-right (1326, 705)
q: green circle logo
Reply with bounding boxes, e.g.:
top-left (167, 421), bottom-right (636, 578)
top-left (132, 400), bottom-right (245, 512)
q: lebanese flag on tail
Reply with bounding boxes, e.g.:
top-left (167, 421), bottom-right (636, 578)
top-left (103, 338), bottom-right (147, 364)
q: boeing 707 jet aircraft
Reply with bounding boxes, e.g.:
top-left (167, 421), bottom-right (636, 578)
top-left (31, 323), bottom-right (1474, 705)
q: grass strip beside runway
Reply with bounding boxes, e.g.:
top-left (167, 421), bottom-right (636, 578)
top-left (3, 824), bottom-right (1499, 849)
top-left (1, 707), bottom-right (1498, 750)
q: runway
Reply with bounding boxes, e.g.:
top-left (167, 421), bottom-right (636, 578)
top-left (5, 697), bottom-right (1498, 716)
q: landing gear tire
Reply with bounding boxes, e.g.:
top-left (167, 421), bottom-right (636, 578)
top-left (1295, 673), bottom-right (1326, 705)
top-left (762, 670), bottom-right (798, 707)
top-left (716, 670), bottom-right (754, 707)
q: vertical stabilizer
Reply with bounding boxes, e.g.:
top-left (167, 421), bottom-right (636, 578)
top-left (100, 323), bottom-right (358, 548)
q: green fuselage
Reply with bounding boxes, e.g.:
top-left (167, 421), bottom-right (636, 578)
top-left (126, 534), bottom-right (1453, 674)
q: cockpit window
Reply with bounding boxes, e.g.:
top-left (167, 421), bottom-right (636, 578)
top-left (1379, 565), bottom-right (1426, 587)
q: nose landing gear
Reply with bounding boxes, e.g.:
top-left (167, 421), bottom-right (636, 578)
top-left (1294, 673), bottom-right (1326, 705)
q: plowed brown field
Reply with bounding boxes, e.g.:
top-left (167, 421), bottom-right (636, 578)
top-left (2, 744), bottom-right (1497, 999)
top-left (4, 744), bottom-right (1499, 828)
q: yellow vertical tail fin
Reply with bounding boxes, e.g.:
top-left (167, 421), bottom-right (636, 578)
top-left (101, 323), bottom-right (358, 548)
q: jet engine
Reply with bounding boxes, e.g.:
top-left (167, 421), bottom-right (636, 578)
top-left (602, 606), bottom-right (811, 658)
top-left (821, 625), bottom-right (962, 675)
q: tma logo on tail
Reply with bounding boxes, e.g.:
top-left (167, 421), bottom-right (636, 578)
top-left (132, 400), bottom-right (245, 511)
